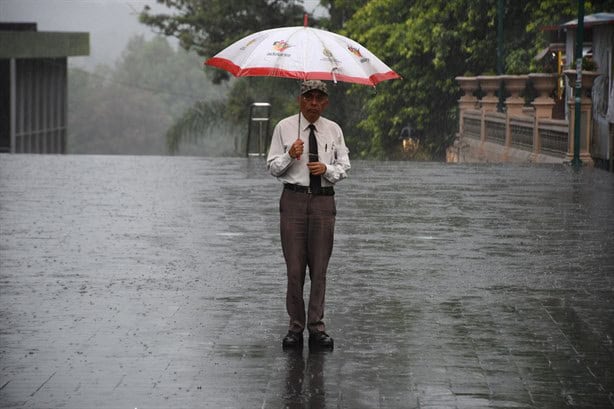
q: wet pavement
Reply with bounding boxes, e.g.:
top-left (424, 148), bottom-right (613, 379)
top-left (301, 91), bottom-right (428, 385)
top-left (1, 154), bottom-right (613, 409)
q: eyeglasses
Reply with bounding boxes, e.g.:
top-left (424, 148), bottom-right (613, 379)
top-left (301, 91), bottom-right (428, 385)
top-left (301, 92), bottom-right (328, 102)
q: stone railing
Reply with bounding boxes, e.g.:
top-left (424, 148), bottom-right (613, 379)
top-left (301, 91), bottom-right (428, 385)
top-left (449, 73), bottom-right (598, 164)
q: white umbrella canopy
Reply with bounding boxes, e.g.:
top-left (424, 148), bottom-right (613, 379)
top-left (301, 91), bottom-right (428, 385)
top-left (205, 25), bottom-right (400, 86)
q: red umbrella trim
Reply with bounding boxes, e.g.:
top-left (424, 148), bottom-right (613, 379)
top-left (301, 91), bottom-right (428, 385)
top-left (205, 57), bottom-right (401, 86)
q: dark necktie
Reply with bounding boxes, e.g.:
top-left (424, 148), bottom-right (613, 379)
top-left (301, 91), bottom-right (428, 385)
top-left (308, 124), bottom-right (321, 192)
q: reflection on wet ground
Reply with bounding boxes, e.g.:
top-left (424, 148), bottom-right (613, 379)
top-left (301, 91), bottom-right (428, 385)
top-left (1, 155), bottom-right (613, 408)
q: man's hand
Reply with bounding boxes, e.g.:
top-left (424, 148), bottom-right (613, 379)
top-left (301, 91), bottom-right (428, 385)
top-left (289, 139), bottom-right (304, 159)
top-left (307, 161), bottom-right (326, 175)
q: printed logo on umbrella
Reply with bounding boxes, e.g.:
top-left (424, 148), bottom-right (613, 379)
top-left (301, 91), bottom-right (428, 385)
top-left (273, 40), bottom-right (291, 52)
top-left (348, 45), bottom-right (369, 63)
top-left (267, 40), bottom-right (293, 58)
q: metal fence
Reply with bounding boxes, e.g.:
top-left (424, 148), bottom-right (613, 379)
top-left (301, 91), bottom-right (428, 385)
top-left (461, 109), bottom-right (569, 157)
top-left (485, 112), bottom-right (505, 144)
top-left (464, 110), bottom-right (481, 140)
top-left (510, 117), bottom-right (534, 151)
top-left (539, 119), bottom-right (568, 157)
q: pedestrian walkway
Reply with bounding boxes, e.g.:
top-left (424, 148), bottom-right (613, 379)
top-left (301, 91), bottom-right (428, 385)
top-left (1, 155), bottom-right (613, 408)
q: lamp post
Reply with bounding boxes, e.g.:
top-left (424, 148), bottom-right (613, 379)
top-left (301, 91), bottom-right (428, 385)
top-left (496, 0), bottom-right (504, 75)
top-left (496, 0), bottom-right (505, 112)
top-left (571, 0), bottom-right (585, 168)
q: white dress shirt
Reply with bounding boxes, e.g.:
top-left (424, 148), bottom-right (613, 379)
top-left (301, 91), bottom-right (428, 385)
top-left (267, 113), bottom-right (351, 187)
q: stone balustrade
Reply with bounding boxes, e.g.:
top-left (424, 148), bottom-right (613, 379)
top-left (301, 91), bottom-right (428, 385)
top-left (450, 73), bottom-right (598, 164)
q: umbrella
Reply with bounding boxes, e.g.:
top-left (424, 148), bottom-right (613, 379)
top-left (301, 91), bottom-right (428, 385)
top-left (204, 23), bottom-right (400, 86)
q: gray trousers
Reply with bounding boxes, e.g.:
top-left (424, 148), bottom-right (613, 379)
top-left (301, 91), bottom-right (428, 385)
top-left (280, 189), bottom-right (336, 333)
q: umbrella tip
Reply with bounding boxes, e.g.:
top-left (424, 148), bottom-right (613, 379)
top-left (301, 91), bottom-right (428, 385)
top-left (304, 13), bottom-right (308, 27)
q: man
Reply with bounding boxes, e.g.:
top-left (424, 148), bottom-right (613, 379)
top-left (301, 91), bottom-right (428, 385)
top-left (267, 80), bottom-right (351, 350)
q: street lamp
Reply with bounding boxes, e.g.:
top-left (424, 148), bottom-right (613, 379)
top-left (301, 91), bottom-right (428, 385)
top-left (571, 0), bottom-right (585, 169)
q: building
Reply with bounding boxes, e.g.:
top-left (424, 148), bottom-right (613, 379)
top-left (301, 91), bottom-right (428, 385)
top-left (560, 12), bottom-right (614, 170)
top-left (0, 23), bottom-right (89, 153)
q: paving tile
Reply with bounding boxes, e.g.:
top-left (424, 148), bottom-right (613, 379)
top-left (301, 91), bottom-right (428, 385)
top-left (1, 156), bottom-right (613, 408)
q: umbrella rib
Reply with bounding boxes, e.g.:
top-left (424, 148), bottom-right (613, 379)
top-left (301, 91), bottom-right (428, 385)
top-left (310, 28), bottom-right (340, 82)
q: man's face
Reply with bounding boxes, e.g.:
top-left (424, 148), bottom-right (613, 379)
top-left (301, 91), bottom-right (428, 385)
top-left (299, 90), bottom-right (329, 123)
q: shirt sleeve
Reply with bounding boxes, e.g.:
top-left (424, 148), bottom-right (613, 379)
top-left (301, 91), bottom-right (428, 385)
top-left (323, 127), bottom-right (351, 184)
top-left (266, 122), bottom-right (294, 177)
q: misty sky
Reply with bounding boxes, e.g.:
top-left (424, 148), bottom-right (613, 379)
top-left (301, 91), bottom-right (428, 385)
top-left (0, 0), bottom-right (174, 69)
top-left (0, 0), bottom-right (325, 70)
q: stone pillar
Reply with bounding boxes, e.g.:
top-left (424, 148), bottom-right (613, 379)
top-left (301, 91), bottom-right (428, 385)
top-left (529, 73), bottom-right (557, 119)
top-left (455, 76), bottom-right (479, 138)
top-left (477, 75), bottom-right (500, 113)
top-left (502, 75), bottom-right (528, 116)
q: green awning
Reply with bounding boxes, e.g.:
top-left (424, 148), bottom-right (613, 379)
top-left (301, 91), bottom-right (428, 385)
top-left (0, 31), bottom-right (90, 59)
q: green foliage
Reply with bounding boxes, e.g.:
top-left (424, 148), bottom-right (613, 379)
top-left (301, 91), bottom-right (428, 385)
top-left (317, 0), bottom-right (368, 30)
top-left (582, 57), bottom-right (597, 71)
top-left (166, 100), bottom-right (239, 155)
top-left (68, 65), bottom-right (173, 155)
top-left (225, 77), bottom-right (298, 127)
top-left (334, 0), bottom-right (499, 159)
top-left (505, 49), bottom-right (531, 75)
top-left (112, 35), bottom-right (226, 118)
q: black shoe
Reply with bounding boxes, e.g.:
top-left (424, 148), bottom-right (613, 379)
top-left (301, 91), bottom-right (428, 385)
top-left (308, 331), bottom-right (334, 349)
top-left (282, 331), bottom-right (303, 349)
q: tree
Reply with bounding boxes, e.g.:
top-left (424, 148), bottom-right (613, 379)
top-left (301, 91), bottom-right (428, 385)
top-left (317, 0), bottom-right (368, 30)
top-left (139, 0), bottom-right (307, 83)
top-left (112, 35), bottom-right (226, 119)
top-left (138, 1), bottom-right (314, 152)
top-left (326, 0), bottom-right (498, 158)
top-left (68, 65), bottom-right (172, 155)
top-left (139, 0), bottom-right (614, 159)
top-left (325, 0), bottom-right (614, 159)
top-left (68, 35), bottom-right (229, 155)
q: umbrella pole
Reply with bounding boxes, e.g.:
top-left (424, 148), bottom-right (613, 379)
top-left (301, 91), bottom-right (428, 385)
top-left (297, 102), bottom-right (301, 160)
top-left (301, 11), bottom-right (309, 154)
top-left (296, 80), bottom-right (302, 159)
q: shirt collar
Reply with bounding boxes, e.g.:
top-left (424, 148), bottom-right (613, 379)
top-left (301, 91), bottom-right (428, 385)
top-left (300, 113), bottom-right (322, 132)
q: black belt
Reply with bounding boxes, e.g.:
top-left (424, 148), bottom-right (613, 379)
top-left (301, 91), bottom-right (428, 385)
top-left (284, 183), bottom-right (335, 196)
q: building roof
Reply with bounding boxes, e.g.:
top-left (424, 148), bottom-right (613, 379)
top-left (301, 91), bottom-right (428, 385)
top-left (0, 23), bottom-right (89, 59)
top-left (561, 12), bottom-right (614, 29)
